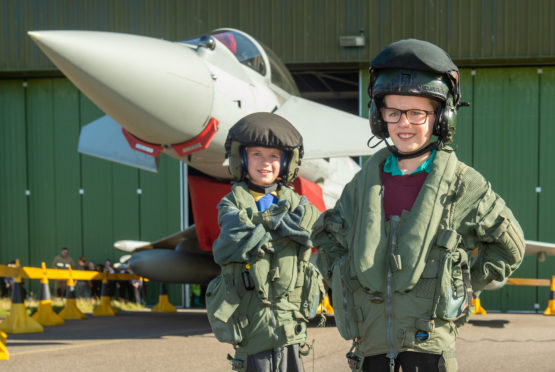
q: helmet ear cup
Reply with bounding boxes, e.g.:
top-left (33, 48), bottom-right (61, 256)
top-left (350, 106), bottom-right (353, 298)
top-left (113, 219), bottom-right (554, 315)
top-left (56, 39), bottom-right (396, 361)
top-left (227, 141), bottom-right (246, 180)
top-left (241, 147), bottom-right (248, 174)
top-left (279, 152), bottom-right (288, 180)
top-left (369, 98), bottom-right (389, 140)
top-left (433, 98), bottom-right (457, 144)
top-left (283, 148), bottom-right (300, 184)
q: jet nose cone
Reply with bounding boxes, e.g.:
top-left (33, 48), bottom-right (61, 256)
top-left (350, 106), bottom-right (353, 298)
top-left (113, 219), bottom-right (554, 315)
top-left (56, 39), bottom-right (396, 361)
top-left (28, 30), bottom-right (214, 144)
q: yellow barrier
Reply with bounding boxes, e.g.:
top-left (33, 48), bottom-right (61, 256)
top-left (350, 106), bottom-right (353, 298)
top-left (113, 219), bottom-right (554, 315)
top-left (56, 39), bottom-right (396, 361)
top-left (0, 260), bottom-right (44, 334)
top-left (473, 277), bottom-right (554, 316)
top-left (0, 331), bottom-right (8, 360)
top-left (57, 266), bottom-right (86, 320)
top-left (544, 276), bottom-right (555, 316)
top-left (92, 271), bottom-right (118, 316)
top-left (0, 261), bottom-right (147, 332)
top-left (506, 278), bottom-right (551, 287)
top-left (0, 264), bottom-right (145, 282)
top-left (152, 283), bottom-right (177, 313)
top-left (472, 297), bottom-right (487, 315)
top-left (31, 263), bottom-right (64, 326)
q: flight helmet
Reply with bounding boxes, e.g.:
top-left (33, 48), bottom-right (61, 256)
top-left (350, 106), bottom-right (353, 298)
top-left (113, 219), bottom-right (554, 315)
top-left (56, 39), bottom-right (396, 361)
top-left (224, 112), bottom-right (303, 185)
top-left (368, 39), bottom-right (462, 158)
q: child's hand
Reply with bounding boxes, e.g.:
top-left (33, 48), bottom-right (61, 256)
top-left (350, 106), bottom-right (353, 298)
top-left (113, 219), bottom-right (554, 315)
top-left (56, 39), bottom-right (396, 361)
top-left (261, 200), bottom-right (290, 230)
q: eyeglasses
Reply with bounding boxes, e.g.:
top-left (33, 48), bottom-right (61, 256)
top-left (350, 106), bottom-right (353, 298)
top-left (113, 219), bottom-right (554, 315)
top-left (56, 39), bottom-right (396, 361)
top-left (380, 107), bottom-right (435, 125)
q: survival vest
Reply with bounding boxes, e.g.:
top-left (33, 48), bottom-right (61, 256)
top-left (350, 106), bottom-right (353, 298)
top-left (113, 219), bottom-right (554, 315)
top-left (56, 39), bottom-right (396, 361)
top-left (207, 182), bottom-right (324, 369)
top-left (313, 147), bottom-right (525, 372)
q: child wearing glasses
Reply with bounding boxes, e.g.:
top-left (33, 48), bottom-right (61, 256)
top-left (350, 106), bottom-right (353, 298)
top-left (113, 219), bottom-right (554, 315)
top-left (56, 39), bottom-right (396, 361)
top-left (312, 39), bottom-right (525, 372)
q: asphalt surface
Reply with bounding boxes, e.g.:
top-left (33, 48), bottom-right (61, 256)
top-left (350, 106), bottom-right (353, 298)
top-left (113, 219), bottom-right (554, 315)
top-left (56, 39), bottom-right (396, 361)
top-left (1, 309), bottom-right (554, 371)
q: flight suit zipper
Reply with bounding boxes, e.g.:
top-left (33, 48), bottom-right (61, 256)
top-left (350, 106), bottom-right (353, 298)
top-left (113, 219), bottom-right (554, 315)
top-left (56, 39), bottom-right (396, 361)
top-left (386, 215), bottom-right (401, 371)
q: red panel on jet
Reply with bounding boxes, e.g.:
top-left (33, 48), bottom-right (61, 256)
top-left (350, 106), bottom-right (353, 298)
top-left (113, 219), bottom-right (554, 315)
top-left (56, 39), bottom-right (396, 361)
top-left (188, 175), bottom-right (232, 252)
top-left (188, 175), bottom-right (326, 252)
top-left (292, 176), bottom-right (326, 212)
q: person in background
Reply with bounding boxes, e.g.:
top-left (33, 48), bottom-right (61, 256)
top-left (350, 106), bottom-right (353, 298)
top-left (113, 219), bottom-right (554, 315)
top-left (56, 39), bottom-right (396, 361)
top-left (75, 256), bottom-right (92, 298)
top-left (114, 264), bottom-right (132, 303)
top-left (89, 261), bottom-right (102, 299)
top-left (0, 267), bottom-right (9, 298)
top-left (130, 272), bottom-right (143, 304)
top-left (51, 247), bottom-right (76, 297)
top-left (104, 259), bottom-right (116, 298)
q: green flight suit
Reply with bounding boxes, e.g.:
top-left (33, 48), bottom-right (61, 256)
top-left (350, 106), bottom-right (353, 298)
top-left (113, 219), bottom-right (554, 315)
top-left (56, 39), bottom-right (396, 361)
top-left (312, 147), bottom-right (525, 370)
top-left (208, 182), bottom-right (322, 365)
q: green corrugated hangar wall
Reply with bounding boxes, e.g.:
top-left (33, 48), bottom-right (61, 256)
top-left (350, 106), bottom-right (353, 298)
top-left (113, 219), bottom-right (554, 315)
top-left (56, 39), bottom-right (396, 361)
top-left (0, 78), bottom-right (183, 305)
top-left (459, 67), bottom-right (555, 312)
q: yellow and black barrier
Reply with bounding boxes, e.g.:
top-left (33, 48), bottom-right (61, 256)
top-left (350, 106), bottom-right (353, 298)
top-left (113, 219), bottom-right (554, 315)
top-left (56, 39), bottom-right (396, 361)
top-left (0, 261), bottom-right (146, 334)
top-left (317, 296), bottom-right (334, 315)
top-left (31, 263), bottom-right (64, 326)
top-left (0, 260), bottom-right (44, 334)
top-left (152, 283), bottom-right (177, 313)
top-left (0, 263), bottom-right (142, 283)
top-left (0, 331), bottom-right (8, 360)
top-left (92, 271), bottom-right (118, 317)
top-left (473, 277), bottom-right (553, 315)
top-left (472, 297), bottom-right (487, 315)
top-left (58, 266), bottom-right (87, 320)
top-left (543, 276), bottom-right (555, 316)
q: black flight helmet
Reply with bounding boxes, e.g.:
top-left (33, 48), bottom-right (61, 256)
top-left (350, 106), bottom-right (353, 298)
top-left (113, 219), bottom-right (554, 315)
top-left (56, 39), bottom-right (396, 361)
top-left (224, 112), bottom-right (303, 185)
top-left (368, 39), bottom-right (462, 159)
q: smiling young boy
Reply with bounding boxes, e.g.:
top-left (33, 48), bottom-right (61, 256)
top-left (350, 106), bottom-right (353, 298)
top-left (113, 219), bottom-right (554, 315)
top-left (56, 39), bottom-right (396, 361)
top-left (312, 39), bottom-right (525, 371)
top-left (207, 112), bottom-right (323, 372)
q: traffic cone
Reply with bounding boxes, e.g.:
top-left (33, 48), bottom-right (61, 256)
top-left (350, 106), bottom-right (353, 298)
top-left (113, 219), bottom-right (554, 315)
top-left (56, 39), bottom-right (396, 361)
top-left (152, 283), bottom-right (177, 312)
top-left (57, 266), bottom-right (86, 320)
top-left (0, 260), bottom-right (43, 334)
top-left (93, 271), bottom-right (117, 316)
top-left (472, 297), bottom-right (487, 315)
top-left (0, 331), bottom-right (8, 360)
top-left (32, 263), bottom-right (64, 326)
top-left (317, 295), bottom-right (334, 315)
top-left (543, 276), bottom-right (555, 316)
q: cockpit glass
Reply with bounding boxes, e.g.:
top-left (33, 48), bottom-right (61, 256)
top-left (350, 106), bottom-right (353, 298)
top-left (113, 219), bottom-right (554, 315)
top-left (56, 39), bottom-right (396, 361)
top-left (184, 30), bottom-right (299, 96)
top-left (212, 31), bottom-right (266, 76)
top-left (259, 42), bottom-right (300, 96)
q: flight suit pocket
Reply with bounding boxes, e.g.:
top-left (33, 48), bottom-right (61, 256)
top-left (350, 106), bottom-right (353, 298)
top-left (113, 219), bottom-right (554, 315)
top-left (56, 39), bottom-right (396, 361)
top-left (331, 256), bottom-right (359, 340)
top-left (298, 262), bottom-right (325, 319)
top-left (433, 230), bottom-right (472, 321)
top-left (206, 274), bottom-right (243, 345)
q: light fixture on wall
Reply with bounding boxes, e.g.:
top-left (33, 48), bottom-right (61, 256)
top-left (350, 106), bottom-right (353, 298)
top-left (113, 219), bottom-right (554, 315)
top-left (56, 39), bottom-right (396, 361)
top-left (339, 30), bottom-right (365, 47)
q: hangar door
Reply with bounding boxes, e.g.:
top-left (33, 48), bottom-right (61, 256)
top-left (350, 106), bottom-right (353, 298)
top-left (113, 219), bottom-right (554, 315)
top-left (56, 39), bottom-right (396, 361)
top-left (0, 78), bottom-right (183, 305)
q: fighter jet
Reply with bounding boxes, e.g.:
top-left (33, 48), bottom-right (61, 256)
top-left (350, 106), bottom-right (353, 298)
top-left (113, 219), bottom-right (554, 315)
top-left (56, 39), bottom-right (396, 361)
top-left (28, 28), bottom-right (377, 284)
top-left (29, 29), bottom-right (555, 286)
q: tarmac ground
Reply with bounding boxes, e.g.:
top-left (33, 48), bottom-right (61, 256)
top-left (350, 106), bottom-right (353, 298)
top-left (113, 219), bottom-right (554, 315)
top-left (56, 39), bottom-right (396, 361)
top-left (1, 309), bottom-right (555, 371)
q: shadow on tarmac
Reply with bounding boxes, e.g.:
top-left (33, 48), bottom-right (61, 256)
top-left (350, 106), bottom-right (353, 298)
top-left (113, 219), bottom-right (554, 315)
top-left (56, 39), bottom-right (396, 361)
top-left (468, 319), bottom-right (509, 328)
top-left (5, 310), bottom-right (213, 345)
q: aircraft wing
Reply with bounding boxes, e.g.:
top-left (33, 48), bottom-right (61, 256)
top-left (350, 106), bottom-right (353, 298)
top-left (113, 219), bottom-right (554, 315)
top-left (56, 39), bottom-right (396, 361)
top-left (114, 225), bottom-right (200, 253)
top-left (524, 240), bottom-right (555, 256)
top-left (275, 95), bottom-right (381, 160)
top-left (79, 115), bottom-right (159, 173)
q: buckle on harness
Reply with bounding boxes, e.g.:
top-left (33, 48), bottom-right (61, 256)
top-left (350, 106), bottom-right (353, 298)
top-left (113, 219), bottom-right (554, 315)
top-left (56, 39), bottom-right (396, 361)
top-left (299, 339), bottom-right (314, 357)
top-left (346, 340), bottom-right (363, 371)
top-left (227, 354), bottom-right (245, 371)
top-left (346, 351), bottom-right (362, 370)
